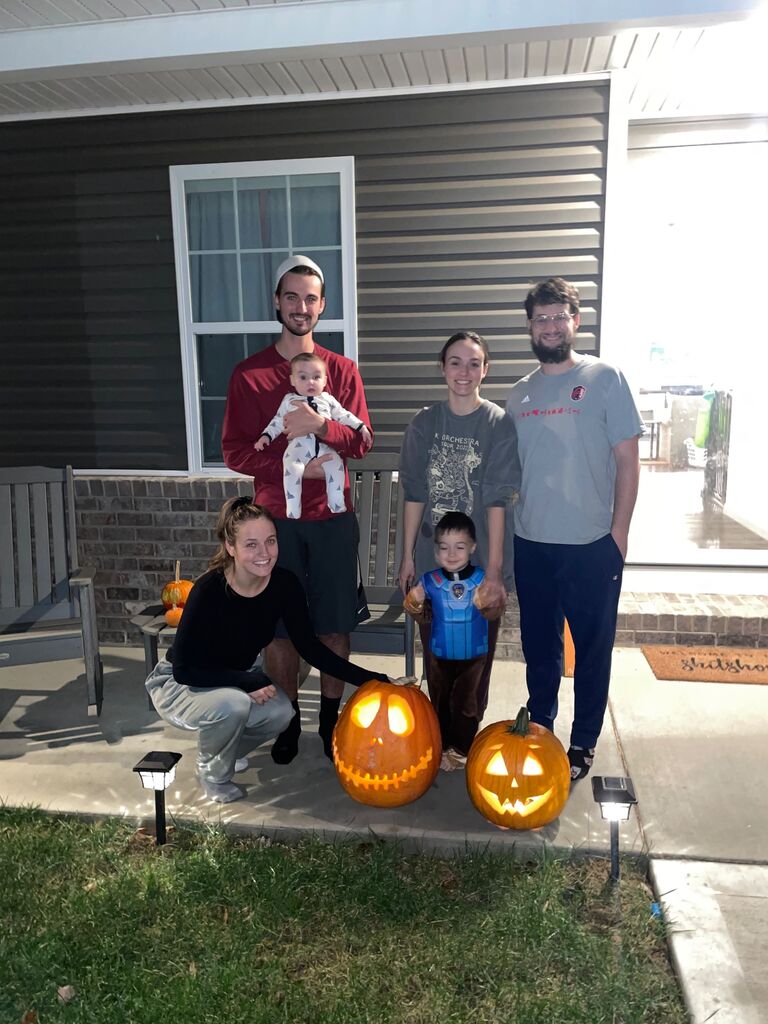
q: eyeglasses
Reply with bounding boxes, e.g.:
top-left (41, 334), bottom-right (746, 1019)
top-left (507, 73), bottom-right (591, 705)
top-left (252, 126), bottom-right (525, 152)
top-left (530, 312), bottom-right (574, 326)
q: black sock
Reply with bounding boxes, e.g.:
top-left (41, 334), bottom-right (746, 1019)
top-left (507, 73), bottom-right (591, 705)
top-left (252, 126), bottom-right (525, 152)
top-left (271, 700), bottom-right (301, 764)
top-left (318, 696), bottom-right (342, 761)
top-left (567, 745), bottom-right (595, 782)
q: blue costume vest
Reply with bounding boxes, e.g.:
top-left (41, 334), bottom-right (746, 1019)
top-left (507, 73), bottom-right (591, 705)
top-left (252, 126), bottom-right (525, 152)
top-left (421, 565), bottom-right (488, 661)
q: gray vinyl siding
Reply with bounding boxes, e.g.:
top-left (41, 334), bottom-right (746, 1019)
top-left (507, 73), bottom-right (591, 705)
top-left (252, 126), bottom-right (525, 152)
top-left (0, 79), bottom-right (608, 467)
top-left (357, 84), bottom-right (607, 452)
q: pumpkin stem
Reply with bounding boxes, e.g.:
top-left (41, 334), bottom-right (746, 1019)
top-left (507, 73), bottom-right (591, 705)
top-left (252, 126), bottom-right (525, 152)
top-left (174, 559), bottom-right (180, 583)
top-left (509, 706), bottom-right (531, 737)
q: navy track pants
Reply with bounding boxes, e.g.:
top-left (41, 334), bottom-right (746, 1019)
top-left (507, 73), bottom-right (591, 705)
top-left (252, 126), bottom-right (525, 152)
top-left (513, 533), bottom-right (624, 748)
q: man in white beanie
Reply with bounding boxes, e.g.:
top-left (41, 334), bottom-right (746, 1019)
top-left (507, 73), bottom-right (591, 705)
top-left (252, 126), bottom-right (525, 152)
top-left (222, 256), bottom-right (374, 765)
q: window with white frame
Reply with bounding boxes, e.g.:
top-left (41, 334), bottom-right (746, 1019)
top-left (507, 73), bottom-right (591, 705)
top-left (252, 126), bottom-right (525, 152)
top-left (169, 157), bottom-right (357, 472)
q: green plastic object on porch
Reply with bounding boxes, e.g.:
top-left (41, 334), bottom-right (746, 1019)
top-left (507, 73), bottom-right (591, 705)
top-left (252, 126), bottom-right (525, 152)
top-left (694, 390), bottom-right (714, 448)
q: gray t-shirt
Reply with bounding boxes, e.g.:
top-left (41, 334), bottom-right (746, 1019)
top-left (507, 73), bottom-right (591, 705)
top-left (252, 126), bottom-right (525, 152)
top-left (505, 355), bottom-right (643, 545)
top-left (399, 399), bottom-right (521, 587)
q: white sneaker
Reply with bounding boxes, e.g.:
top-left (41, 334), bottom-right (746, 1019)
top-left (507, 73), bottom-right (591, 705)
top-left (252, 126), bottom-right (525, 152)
top-left (200, 779), bottom-right (244, 804)
top-left (234, 757), bottom-right (249, 773)
top-left (446, 748), bottom-right (467, 770)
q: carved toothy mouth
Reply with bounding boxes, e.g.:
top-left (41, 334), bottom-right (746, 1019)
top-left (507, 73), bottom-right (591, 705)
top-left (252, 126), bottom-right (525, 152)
top-left (333, 743), bottom-right (435, 791)
top-left (477, 784), bottom-right (554, 818)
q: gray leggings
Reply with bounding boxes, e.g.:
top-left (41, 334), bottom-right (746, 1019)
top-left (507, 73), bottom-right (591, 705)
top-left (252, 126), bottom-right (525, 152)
top-left (145, 660), bottom-right (295, 784)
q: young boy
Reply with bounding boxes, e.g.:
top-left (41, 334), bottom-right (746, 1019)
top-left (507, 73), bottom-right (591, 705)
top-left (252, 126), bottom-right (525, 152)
top-left (404, 511), bottom-right (505, 771)
top-left (255, 353), bottom-right (373, 519)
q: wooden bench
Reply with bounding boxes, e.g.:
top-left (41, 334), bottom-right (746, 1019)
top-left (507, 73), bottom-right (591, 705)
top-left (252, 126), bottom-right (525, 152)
top-left (0, 466), bottom-right (104, 716)
top-left (131, 453), bottom-right (415, 679)
top-left (348, 453), bottom-right (415, 676)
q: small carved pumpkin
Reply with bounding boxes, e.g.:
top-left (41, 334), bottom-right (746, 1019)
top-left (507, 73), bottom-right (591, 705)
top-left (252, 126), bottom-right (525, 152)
top-left (333, 679), bottom-right (441, 807)
top-left (164, 605), bottom-right (184, 627)
top-left (466, 707), bottom-right (570, 830)
top-left (161, 560), bottom-right (194, 610)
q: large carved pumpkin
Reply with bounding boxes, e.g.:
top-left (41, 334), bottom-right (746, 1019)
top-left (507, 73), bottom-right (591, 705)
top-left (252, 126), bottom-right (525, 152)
top-left (466, 708), bottom-right (570, 830)
top-left (161, 560), bottom-right (194, 610)
top-left (333, 679), bottom-right (441, 807)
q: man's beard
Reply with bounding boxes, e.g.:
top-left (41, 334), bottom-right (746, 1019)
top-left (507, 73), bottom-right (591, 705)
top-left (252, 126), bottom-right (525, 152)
top-left (276, 310), bottom-right (315, 337)
top-left (530, 336), bottom-right (572, 364)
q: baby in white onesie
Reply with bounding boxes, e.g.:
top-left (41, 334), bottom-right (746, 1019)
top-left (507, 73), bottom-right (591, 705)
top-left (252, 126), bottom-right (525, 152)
top-left (255, 353), bottom-right (373, 519)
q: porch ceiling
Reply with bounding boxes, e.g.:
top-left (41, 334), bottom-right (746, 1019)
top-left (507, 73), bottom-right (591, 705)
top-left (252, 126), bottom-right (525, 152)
top-left (0, 0), bottom-right (765, 122)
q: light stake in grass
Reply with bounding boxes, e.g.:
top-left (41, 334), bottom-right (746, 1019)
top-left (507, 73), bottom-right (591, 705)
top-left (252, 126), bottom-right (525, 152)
top-left (133, 751), bottom-right (181, 845)
top-left (591, 775), bottom-right (638, 881)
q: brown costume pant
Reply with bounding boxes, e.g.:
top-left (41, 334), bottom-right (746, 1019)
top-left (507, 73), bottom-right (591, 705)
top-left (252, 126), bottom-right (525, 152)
top-left (417, 610), bottom-right (501, 741)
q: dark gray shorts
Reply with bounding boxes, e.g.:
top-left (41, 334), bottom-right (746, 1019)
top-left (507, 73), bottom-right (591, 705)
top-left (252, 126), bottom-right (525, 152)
top-left (274, 511), bottom-right (359, 637)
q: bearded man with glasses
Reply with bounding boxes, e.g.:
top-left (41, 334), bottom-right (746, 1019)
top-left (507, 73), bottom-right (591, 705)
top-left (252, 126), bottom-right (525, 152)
top-left (505, 277), bottom-right (643, 782)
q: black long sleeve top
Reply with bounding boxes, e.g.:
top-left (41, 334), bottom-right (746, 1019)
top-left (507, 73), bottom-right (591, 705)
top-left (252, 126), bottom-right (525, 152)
top-left (170, 568), bottom-right (387, 692)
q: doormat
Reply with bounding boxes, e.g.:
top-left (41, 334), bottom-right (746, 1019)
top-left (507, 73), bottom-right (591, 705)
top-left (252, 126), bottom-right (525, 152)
top-left (641, 645), bottom-right (768, 684)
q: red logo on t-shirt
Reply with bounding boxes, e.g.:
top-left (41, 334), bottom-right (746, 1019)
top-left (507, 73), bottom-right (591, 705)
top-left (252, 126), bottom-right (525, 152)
top-left (570, 386), bottom-right (586, 402)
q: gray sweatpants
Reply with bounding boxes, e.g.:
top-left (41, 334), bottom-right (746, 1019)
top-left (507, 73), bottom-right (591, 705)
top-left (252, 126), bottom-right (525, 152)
top-left (145, 660), bottom-right (295, 784)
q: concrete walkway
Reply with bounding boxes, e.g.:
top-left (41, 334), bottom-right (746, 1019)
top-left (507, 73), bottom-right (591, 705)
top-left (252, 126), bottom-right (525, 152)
top-left (2, 645), bottom-right (767, 1022)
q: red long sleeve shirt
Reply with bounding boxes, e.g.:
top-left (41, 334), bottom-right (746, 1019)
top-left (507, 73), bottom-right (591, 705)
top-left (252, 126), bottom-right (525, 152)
top-left (221, 342), bottom-right (373, 520)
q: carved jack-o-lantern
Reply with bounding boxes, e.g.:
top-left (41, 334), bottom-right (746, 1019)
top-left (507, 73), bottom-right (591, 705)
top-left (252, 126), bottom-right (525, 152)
top-left (466, 708), bottom-right (570, 830)
top-left (333, 679), bottom-right (441, 807)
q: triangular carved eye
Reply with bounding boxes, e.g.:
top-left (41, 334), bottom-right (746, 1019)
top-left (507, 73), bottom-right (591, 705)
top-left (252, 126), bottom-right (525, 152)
top-left (485, 751), bottom-right (508, 776)
top-left (351, 696), bottom-right (380, 729)
top-left (523, 754), bottom-right (543, 776)
top-left (387, 694), bottom-right (415, 736)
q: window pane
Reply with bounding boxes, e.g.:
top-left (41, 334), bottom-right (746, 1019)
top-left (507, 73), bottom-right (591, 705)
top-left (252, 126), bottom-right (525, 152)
top-left (290, 179), bottom-right (341, 248)
top-left (197, 334), bottom-right (247, 396)
top-left (190, 254), bottom-right (240, 322)
top-left (186, 180), bottom-right (236, 250)
top-left (175, 160), bottom-right (354, 473)
top-left (201, 398), bottom-right (226, 465)
top-left (303, 249), bottom-right (342, 319)
top-left (246, 334), bottom-right (276, 357)
top-left (237, 179), bottom-right (289, 249)
top-left (241, 251), bottom-right (288, 321)
top-left (314, 331), bottom-right (344, 356)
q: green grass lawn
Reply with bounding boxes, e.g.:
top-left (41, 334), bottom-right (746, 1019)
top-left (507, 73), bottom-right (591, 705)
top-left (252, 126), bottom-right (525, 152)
top-left (1, 806), bottom-right (685, 1024)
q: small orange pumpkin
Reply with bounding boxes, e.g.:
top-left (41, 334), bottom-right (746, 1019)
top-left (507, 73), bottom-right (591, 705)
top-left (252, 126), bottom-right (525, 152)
top-left (332, 679), bottom-right (441, 807)
top-left (164, 605), bottom-right (184, 627)
top-left (161, 560), bottom-right (194, 610)
top-left (466, 707), bottom-right (570, 830)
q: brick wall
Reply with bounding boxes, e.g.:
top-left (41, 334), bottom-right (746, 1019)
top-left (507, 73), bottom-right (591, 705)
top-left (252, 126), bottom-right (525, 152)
top-left (73, 476), bottom-right (768, 652)
top-left (616, 594), bottom-right (768, 649)
top-left (74, 475), bottom-right (253, 644)
top-left (74, 473), bottom-right (528, 654)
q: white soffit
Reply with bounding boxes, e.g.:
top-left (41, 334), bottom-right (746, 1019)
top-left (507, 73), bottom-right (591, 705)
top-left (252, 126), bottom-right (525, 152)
top-left (0, 0), bottom-right (765, 121)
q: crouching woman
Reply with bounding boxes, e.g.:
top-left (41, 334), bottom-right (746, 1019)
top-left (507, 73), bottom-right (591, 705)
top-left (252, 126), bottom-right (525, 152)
top-left (146, 496), bottom-right (388, 804)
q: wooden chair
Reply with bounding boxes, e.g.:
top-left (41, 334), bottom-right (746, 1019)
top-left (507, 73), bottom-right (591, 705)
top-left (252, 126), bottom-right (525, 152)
top-left (0, 466), bottom-right (104, 716)
top-left (348, 453), bottom-right (416, 677)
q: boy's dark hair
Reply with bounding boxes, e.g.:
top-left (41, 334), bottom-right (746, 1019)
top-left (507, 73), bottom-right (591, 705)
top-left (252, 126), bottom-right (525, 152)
top-left (524, 277), bottom-right (580, 319)
top-left (434, 511), bottom-right (476, 543)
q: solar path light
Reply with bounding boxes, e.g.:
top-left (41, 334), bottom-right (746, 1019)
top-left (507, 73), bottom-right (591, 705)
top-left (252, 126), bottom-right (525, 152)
top-left (133, 751), bottom-right (181, 846)
top-left (591, 775), bottom-right (638, 882)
